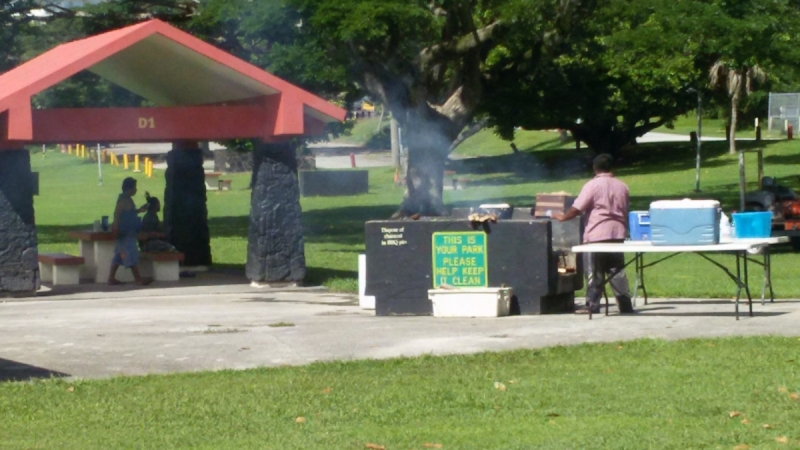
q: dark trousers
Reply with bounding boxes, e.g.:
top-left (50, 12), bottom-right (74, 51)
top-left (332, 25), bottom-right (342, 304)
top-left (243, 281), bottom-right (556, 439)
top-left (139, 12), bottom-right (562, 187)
top-left (583, 241), bottom-right (630, 308)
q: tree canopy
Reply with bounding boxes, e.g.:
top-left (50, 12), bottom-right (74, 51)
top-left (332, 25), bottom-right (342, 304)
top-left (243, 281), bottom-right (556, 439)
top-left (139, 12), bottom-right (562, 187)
top-left (6, 0), bottom-right (800, 214)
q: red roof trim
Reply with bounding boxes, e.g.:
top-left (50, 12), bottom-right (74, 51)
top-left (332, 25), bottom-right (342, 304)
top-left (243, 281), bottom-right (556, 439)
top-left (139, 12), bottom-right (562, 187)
top-left (0, 19), bottom-right (345, 125)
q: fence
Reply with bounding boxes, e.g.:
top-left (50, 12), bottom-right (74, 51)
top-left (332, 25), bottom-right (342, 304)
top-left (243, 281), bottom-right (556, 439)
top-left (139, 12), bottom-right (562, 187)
top-left (768, 93), bottom-right (800, 133)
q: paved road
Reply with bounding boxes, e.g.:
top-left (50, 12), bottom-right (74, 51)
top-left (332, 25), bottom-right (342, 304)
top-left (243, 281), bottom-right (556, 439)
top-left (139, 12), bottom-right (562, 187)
top-left (2, 279), bottom-right (799, 381)
top-left (113, 131), bottom-right (736, 171)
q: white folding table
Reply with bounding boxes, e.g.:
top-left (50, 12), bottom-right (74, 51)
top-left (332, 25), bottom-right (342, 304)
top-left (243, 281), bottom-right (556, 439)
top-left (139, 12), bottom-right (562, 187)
top-left (572, 237), bottom-right (788, 320)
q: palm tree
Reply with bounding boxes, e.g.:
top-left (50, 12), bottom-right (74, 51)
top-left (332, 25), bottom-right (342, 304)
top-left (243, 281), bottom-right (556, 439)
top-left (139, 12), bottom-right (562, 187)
top-left (709, 61), bottom-right (767, 154)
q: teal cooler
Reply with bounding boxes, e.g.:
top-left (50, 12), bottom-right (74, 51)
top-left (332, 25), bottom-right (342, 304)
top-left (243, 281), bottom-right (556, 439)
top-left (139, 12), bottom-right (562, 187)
top-left (649, 199), bottom-right (721, 245)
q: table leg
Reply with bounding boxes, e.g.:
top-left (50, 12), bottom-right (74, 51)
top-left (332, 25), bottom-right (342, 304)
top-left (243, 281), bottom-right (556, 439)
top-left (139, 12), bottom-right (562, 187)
top-left (78, 240), bottom-right (95, 280)
top-left (734, 252), bottom-right (742, 320)
top-left (637, 253), bottom-right (648, 305)
top-left (743, 251), bottom-right (753, 317)
top-left (762, 250), bottom-right (774, 305)
top-left (94, 241), bottom-right (116, 283)
top-left (631, 254), bottom-right (639, 307)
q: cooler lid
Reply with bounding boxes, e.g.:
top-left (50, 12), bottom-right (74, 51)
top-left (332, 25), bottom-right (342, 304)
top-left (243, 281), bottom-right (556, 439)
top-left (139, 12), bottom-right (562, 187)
top-left (650, 198), bottom-right (720, 209)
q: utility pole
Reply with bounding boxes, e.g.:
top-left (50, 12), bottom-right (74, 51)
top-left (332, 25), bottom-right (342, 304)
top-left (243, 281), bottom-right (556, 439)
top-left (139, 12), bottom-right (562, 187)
top-left (390, 118), bottom-right (400, 169)
top-left (97, 143), bottom-right (103, 186)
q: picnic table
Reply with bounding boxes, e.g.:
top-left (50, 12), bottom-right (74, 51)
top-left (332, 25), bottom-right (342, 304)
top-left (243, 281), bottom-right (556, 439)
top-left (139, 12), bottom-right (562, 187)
top-left (204, 172), bottom-right (222, 190)
top-left (67, 230), bottom-right (165, 283)
top-left (572, 237), bottom-right (788, 320)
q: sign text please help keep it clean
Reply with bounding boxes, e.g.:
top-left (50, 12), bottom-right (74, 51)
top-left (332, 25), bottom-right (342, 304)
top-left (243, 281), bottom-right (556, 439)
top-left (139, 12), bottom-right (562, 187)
top-left (431, 232), bottom-right (487, 288)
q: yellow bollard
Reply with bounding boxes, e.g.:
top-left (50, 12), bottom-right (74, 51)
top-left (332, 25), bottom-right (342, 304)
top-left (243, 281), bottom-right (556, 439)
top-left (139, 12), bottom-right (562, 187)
top-left (123, 154), bottom-right (129, 170)
top-left (148, 159), bottom-right (153, 178)
top-left (134, 154), bottom-right (140, 172)
top-left (67, 144), bottom-right (72, 155)
top-left (111, 153), bottom-right (118, 166)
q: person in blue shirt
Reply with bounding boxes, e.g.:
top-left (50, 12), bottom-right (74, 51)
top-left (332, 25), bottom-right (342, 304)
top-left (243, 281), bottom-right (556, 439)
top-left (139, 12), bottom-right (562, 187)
top-left (108, 177), bottom-right (151, 285)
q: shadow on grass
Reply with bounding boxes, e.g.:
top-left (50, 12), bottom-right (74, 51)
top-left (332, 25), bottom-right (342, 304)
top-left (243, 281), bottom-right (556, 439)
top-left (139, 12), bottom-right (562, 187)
top-left (305, 267), bottom-right (358, 286)
top-left (301, 205), bottom-right (397, 245)
top-left (445, 140), bottom-right (783, 188)
top-left (644, 299), bottom-right (800, 305)
top-left (0, 358), bottom-right (69, 382)
top-left (447, 147), bottom-right (593, 184)
top-left (763, 152), bottom-right (800, 166)
top-left (519, 136), bottom-right (572, 152)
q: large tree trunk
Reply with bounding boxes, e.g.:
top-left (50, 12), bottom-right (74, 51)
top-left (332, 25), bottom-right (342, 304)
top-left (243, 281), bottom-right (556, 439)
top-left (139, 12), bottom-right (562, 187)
top-left (393, 114), bottom-right (459, 217)
top-left (571, 124), bottom-right (635, 158)
top-left (729, 91), bottom-right (740, 154)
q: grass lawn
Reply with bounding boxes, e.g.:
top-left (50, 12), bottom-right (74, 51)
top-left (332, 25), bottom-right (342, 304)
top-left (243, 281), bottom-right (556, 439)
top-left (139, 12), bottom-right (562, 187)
top-left (2, 337), bottom-right (800, 449)
top-left (655, 113), bottom-right (730, 138)
top-left (31, 132), bottom-right (800, 298)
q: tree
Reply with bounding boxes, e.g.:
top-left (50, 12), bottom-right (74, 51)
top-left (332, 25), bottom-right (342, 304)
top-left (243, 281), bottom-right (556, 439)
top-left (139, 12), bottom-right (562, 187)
top-left (482, 0), bottom-right (713, 156)
top-left (699, 0), bottom-right (800, 154)
top-left (188, 0), bottom-right (350, 103)
top-left (283, 0), bottom-right (598, 216)
top-left (285, 0), bottom-right (488, 216)
top-left (709, 61), bottom-right (766, 154)
top-left (483, 0), bottom-right (800, 158)
top-left (0, 0), bottom-right (72, 73)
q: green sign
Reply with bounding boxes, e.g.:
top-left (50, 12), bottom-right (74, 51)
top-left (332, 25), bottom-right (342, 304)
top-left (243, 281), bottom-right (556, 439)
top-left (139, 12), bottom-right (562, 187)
top-left (431, 231), bottom-right (488, 288)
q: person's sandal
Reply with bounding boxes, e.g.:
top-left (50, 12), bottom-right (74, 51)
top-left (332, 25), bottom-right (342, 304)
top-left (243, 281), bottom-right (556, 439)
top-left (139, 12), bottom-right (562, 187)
top-left (575, 306), bottom-right (600, 314)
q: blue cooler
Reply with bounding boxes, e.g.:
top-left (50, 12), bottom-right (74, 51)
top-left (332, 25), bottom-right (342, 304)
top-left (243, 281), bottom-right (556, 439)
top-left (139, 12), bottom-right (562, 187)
top-left (649, 199), bottom-right (720, 245)
top-left (628, 211), bottom-right (650, 240)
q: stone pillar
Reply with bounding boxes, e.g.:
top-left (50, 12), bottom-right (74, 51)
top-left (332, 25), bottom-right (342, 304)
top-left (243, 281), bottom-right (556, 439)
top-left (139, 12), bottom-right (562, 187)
top-left (163, 142), bottom-right (211, 267)
top-left (246, 141), bottom-right (305, 283)
top-left (0, 149), bottom-right (39, 295)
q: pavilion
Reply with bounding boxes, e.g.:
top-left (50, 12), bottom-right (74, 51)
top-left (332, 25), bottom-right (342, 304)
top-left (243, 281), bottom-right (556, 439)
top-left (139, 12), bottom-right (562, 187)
top-left (0, 19), bottom-right (346, 295)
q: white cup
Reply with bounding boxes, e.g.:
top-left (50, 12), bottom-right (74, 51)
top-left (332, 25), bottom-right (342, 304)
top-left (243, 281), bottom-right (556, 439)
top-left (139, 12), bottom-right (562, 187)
top-left (93, 220), bottom-right (101, 232)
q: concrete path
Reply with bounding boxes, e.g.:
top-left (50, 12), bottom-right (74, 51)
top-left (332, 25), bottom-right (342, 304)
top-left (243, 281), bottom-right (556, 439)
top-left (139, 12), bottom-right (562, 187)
top-left (636, 132), bottom-right (726, 143)
top-left (2, 280), bottom-right (799, 381)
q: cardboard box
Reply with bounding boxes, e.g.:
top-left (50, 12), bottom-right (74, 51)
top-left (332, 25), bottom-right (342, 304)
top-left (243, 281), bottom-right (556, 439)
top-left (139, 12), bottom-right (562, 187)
top-left (534, 194), bottom-right (575, 217)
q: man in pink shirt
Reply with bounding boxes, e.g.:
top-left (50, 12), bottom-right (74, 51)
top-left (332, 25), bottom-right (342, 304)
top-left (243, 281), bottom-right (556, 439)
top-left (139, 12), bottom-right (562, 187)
top-left (553, 154), bottom-right (634, 314)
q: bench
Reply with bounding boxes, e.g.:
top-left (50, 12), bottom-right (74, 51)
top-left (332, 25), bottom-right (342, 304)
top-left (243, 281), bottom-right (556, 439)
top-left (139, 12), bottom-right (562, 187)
top-left (140, 252), bottom-right (185, 281)
top-left (38, 253), bottom-right (84, 285)
top-left (204, 172), bottom-right (222, 190)
top-left (218, 179), bottom-right (233, 191)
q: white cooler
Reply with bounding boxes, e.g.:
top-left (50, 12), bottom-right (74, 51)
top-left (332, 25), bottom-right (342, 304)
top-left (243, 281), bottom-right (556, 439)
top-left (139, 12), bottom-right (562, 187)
top-left (428, 287), bottom-right (513, 317)
top-left (649, 199), bottom-right (721, 245)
